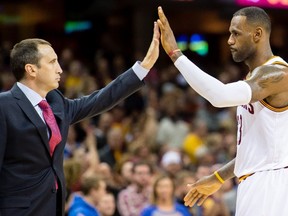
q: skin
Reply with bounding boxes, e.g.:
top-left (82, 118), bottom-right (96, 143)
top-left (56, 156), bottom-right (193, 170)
top-left (21, 22), bottom-right (160, 98)
top-left (154, 177), bottom-right (175, 211)
top-left (97, 193), bottom-right (116, 216)
top-left (21, 44), bottom-right (63, 98)
top-left (156, 177), bottom-right (174, 202)
top-left (157, 6), bottom-right (288, 207)
top-left (133, 165), bottom-right (152, 191)
top-left (84, 180), bottom-right (107, 208)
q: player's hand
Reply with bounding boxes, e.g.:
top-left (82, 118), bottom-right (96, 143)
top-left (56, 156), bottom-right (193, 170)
top-left (141, 22), bottom-right (160, 70)
top-left (184, 174), bottom-right (223, 207)
top-left (157, 6), bottom-right (179, 56)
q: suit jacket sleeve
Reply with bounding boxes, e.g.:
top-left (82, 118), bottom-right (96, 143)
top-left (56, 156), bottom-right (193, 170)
top-left (0, 105), bottom-right (7, 173)
top-left (50, 67), bottom-right (145, 125)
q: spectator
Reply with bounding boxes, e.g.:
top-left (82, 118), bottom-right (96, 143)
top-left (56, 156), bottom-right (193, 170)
top-left (93, 112), bottom-right (114, 150)
top-left (99, 126), bottom-right (126, 168)
top-left (160, 150), bottom-right (183, 179)
top-left (140, 174), bottom-right (190, 216)
top-left (68, 175), bottom-right (106, 216)
top-left (117, 161), bottom-right (153, 216)
top-left (182, 118), bottom-right (208, 166)
top-left (97, 193), bottom-right (117, 216)
top-left (156, 88), bottom-right (189, 151)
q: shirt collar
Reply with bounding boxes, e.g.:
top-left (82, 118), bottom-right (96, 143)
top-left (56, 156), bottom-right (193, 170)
top-left (17, 82), bottom-right (44, 107)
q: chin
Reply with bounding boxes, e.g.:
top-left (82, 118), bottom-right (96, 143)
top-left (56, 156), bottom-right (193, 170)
top-left (54, 83), bottom-right (59, 89)
top-left (232, 56), bottom-right (243, 63)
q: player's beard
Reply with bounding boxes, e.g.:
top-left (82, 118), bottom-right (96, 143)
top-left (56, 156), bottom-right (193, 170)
top-left (231, 51), bottom-right (243, 62)
top-left (231, 45), bottom-right (255, 63)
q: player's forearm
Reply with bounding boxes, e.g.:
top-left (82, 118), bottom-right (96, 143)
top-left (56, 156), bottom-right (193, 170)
top-left (173, 55), bottom-right (252, 107)
top-left (170, 50), bottom-right (183, 63)
top-left (216, 158), bottom-right (236, 181)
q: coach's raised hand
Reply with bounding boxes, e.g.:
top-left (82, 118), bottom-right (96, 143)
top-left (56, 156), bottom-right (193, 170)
top-left (157, 6), bottom-right (182, 62)
top-left (141, 21), bottom-right (160, 70)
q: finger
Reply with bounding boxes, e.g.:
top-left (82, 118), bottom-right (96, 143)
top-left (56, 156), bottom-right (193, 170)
top-left (153, 22), bottom-right (160, 40)
top-left (184, 190), bottom-right (199, 207)
top-left (157, 6), bottom-right (166, 23)
top-left (183, 188), bottom-right (197, 202)
top-left (148, 22), bottom-right (159, 47)
top-left (197, 195), bottom-right (208, 206)
top-left (185, 193), bottom-right (200, 207)
top-left (156, 19), bottom-right (164, 32)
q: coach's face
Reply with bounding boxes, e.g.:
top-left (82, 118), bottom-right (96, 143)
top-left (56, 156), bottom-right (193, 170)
top-left (35, 44), bottom-right (63, 94)
top-left (228, 15), bottom-right (256, 63)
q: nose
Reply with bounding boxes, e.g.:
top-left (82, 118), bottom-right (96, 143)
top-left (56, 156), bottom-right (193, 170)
top-left (57, 62), bottom-right (63, 74)
top-left (227, 34), bottom-right (234, 46)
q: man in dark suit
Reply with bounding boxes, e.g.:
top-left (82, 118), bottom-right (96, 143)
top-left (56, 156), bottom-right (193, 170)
top-left (0, 22), bottom-right (160, 216)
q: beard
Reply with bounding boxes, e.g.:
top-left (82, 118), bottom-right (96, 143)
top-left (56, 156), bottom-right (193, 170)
top-left (231, 46), bottom-right (254, 63)
top-left (231, 52), bottom-right (244, 62)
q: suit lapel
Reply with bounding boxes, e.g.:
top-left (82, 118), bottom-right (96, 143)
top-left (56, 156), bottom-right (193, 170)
top-left (11, 84), bottom-right (51, 154)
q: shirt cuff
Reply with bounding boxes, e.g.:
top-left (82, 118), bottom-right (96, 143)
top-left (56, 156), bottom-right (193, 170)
top-left (132, 61), bottom-right (149, 80)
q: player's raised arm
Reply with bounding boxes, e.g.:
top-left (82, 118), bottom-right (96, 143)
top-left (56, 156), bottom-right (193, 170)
top-left (157, 6), bottom-right (252, 108)
top-left (156, 6), bottom-right (182, 63)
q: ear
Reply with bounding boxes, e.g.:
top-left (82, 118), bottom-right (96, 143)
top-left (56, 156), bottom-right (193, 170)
top-left (253, 27), bottom-right (263, 43)
top-left (24, 64), bottom-right (37, 78)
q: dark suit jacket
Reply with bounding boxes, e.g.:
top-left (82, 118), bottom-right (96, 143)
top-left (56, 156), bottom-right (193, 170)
top-left (0, 68), bottom-right (144, 216)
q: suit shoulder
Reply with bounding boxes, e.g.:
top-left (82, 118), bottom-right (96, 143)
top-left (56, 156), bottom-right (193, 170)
top-left (0, 90), bottom-right (13, 102)
top-left (46, 89), bottom-right (65, 102)
top-left (0, 91), bottom-right (15, 113)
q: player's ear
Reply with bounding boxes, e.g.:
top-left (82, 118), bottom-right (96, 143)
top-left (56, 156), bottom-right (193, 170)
top-left (253, 27), bottom-right (263, 43)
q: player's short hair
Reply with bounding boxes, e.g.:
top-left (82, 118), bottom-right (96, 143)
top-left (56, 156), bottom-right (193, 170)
top-left (233, 7), bottom-right (271, 35)
top-left (10, 38), bottom-right (51, 81)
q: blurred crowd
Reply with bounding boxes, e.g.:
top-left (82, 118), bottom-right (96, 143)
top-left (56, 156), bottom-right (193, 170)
top-left (1, 39), bottom-right (252, 216)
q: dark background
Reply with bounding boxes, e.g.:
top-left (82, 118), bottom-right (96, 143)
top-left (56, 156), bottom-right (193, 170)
top-left (0, 0), bottom-right (287, 69)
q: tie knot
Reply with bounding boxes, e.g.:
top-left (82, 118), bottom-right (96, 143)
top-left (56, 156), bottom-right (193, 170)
top-left (38, 100), bottom-right (50, 110)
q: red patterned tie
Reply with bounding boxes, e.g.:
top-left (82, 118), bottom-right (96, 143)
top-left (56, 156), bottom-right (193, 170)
top-left (38, 100), bottom-right (62, 156)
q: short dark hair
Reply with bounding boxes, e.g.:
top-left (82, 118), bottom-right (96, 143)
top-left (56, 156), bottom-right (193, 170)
top-left (10, 38), bottom-right (51, 81)
top-left (131, 160), bottom-right (154, 174)
top-left (80, 174), bottom-right (103, 195)
top-left (233, 7), bottom-right (271, 34)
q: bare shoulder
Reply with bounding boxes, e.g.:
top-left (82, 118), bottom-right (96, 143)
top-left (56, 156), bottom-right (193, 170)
top-left (249, 64), bottom-right (288, 87)
top-left (246, 64), bottom-right (288, 104)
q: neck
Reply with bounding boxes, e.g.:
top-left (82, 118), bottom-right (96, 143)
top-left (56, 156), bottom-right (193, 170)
top-left (84, 195), bottom-right (97, 207)
top-left (135, 184), bottom-right (144, 193)
top-left (157, 198), bottom-right (174, 206)
top-left (20, 80), bottom-right (48, 98)
top-left (245, 45), bottom-right (273, 71)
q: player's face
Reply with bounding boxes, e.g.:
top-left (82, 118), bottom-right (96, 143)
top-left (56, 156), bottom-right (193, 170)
top-left (35, 44), bottom-right (63, 92)
top-left (228, 16), bottom-right (256, 63)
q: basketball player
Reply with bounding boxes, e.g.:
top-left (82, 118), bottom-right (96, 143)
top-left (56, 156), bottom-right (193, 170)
top-left (157, 6), bottom-right (288, 216)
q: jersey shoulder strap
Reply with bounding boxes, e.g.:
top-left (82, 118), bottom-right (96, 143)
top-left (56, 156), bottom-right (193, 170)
top-left (264, 56), bottom-right (288, 67)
